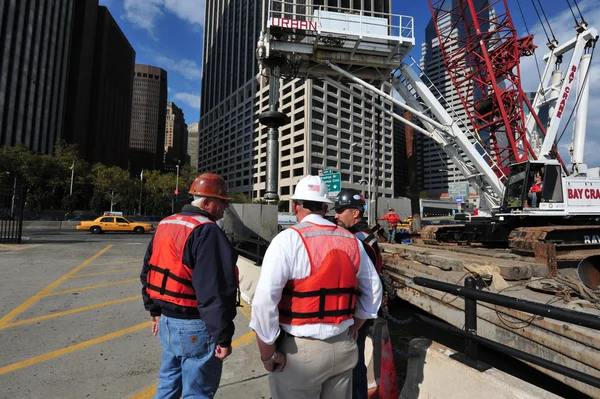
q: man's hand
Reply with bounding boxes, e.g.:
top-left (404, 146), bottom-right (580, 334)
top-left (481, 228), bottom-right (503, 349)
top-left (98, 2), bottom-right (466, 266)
top-left (262, 349), bottom-right (286, 373)
top-left (215, 345), bottom-right (232, 360)
top-left (151, 316), bottom-right (160, 336)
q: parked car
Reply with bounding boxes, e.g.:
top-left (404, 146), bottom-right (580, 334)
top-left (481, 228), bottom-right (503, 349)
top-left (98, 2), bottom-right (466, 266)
top-left (75, 216), bottom-right (154, 234)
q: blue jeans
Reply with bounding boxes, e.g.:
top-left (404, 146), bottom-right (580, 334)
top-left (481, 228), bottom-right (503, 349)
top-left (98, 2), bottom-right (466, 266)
top-left (387, 227), bottom-right (396, 243)
top-left (352, 323), bottom-right (370, 399)
top-left (155, 316), bottom-right (222, 399)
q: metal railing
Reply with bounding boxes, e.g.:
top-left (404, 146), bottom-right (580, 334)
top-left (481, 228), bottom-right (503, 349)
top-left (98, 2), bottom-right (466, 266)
top-left (266, 0), bottom-right (414, 40)
top-left (0, 185), bottom-right (25, 244)
top-left (226, 231), bottom-right (270, 265)
top-left (412, 276), bottom-right (600, 389)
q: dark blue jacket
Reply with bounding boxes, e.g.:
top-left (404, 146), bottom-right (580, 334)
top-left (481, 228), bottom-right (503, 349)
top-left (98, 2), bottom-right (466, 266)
top-left (141, 205), bottom-right (238, 346)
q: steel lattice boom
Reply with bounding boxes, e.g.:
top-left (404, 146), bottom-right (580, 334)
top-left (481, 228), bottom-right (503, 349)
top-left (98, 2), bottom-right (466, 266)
top-left (428, 0), bottom-right (554, 176)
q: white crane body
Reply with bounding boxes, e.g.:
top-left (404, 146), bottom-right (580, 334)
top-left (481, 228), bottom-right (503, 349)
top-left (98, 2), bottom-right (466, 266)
top-left (257, 0), bottom-right (600, 237)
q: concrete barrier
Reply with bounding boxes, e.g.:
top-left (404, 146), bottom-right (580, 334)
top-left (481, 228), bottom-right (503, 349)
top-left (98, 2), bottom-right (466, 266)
top-left (237, 256), bottom-right (263, 305)
top-left (400, 338), bottom-right (561, 399)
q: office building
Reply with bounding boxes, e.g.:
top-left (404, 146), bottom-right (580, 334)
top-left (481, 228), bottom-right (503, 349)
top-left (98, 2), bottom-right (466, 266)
top-left (418, 0), bottom-right (492, 195)
top-left (130, 64), bottom-right (167, 172)
top-left (199, 0), bottom-right (395, 212)
top-left (0, 0), bottom-right (81, 154)
top-left (187, 122), bottom-right (200, 171)
top-left (64, 6), bottom-right (135, 168)
top-left (164, 102), bottom-right (188, 167)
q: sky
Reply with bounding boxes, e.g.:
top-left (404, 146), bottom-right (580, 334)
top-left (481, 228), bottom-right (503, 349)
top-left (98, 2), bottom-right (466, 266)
top-left (100, 0), bottom-right (599, 166)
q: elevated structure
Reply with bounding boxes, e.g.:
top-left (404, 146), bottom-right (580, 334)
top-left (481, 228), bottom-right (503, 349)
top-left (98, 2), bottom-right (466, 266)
top-left (259, 0), bottom-right (414, 81)
top-left (257, 0), bottom-right (503, 210)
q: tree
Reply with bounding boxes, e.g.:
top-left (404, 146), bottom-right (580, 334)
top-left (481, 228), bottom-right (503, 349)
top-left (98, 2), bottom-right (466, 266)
top-left (90, 164), bottom-right (130, 212)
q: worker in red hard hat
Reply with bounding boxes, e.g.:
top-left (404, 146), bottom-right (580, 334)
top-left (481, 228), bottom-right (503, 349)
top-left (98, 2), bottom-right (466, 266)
top-left (140, 172), bottom-right (239, 397)
top-left (250, 175), bottom-right (382, 398)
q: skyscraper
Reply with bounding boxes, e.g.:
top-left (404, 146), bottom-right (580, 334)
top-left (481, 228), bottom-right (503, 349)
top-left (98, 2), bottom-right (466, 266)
top-left (0, 0), bottom-right (82, 154)
top-left (418, 0), bottom-right (490, 195)
top-left (65, 6), bottom-right (135, 168)
top-left (165, 102), bottom-right (188, 167)
top-left (130, 64), bottom-right (167, 172)
top-left (187, 122), bottom-right (200, 171)
top-left (199, 0), bottom-right (395, 211)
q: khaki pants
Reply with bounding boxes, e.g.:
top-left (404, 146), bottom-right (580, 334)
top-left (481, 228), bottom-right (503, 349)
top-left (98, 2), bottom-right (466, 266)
top-left (269, 330), bottom-right (358, 399)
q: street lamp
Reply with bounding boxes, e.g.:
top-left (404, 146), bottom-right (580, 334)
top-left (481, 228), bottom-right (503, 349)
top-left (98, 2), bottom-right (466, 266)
top-left (351, 139), bottom-right (373, 225)
top-left (172, 162), bottom-right (181, 214)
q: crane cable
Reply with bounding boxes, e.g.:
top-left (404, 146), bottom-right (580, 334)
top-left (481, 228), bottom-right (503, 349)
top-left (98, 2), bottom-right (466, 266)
top-left (572, 0), bottom-right (587, 25)
top-left (535, 0), bottom-right (558, 43)
top-left (515, 0), bottom-right (546, 103)
top-left (565, 0), bottom-right (581, 27)
top-left (529, 0), bottom-right (551, 44)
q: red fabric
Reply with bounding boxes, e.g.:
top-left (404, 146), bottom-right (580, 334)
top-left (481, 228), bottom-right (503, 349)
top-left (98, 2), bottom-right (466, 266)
top-left (278, 223), bottom-right (360, 326)
top-left (147, 214), bottom-right (212, 307)
top-left (381, 212), bottom-right (401, 227)
top-left (530, 183), bottom-right (542, 193)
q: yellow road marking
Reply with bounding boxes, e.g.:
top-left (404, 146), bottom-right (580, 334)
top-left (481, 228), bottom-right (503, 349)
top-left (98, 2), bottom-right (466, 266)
top-left (0, 296), bottom-right (139, 330)
top-left (0, 245), bottom-right (113, 328)
top-left (129, 330), bottom-right (256, 399)
top-left (73, 267), bottom-right (138, 278)
top-left (89, 260), bottom-right (140, 267)
top-left (0, 244), bottom-right (40, 251)
top-left (0, 321), bottom-right (151, 376)
top-left (238, 299), bottom-right (252, 320)
top-left (43, 279), bottom-right (139, 296)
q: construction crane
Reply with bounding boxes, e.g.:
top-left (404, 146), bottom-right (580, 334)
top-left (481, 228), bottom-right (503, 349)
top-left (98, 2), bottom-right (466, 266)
top-left (427, 0), bottom-right (556, 177)
top-left (256, 0), bottom-right (600, 285)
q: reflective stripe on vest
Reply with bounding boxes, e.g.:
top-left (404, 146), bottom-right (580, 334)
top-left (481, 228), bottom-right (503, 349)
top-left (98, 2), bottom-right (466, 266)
top-left (279, 222), bottom-right (361, 326)
top-left (146, 214), bottom-right (213, 307)
top-left (355, 230), bottom-right (383, 274)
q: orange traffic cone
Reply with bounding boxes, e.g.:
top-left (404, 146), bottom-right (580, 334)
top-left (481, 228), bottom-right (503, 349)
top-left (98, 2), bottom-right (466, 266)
top-left (378, 322), bottom-right (399, 399)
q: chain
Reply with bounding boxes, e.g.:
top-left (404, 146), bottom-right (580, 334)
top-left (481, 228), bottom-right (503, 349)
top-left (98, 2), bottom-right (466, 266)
top-left (380, 306), bottom-right (414, 325)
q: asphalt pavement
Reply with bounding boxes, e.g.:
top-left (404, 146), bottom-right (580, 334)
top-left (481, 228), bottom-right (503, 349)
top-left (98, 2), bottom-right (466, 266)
top-left (0, 230), bottom-right (270, 399)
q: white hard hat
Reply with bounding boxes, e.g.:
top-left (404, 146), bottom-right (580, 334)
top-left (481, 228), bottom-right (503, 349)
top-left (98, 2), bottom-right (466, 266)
top-left (290, 175), bottom-right (333, 204)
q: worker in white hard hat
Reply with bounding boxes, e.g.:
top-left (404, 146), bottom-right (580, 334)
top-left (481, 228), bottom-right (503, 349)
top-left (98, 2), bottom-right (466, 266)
top-left (250, 175), bottom-right (382, 399)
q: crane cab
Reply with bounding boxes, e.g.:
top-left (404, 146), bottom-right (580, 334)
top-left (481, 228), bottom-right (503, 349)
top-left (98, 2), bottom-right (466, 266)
top-left (501, 161), bottom-right (564, 212)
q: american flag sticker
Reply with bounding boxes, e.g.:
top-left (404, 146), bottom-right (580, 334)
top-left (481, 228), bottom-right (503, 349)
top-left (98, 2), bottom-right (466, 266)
top-left (307, 184), bottom-right (320, 192)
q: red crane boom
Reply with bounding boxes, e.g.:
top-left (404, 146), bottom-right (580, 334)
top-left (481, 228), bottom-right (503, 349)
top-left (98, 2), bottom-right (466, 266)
top-left (427, 0), bottom-right (558, 177)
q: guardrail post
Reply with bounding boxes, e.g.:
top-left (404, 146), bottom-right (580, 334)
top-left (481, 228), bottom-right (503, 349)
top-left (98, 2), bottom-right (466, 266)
top-left (464, 276), bottom-right (478, 361)
top-left (449, 276), bottom-right (490, 371)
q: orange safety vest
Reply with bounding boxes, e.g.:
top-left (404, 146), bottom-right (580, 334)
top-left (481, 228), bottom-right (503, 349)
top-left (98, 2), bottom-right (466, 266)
top-left (279, 222), bottom-right (361, 326)
top-left (146, 214), bottom-right (214, 307)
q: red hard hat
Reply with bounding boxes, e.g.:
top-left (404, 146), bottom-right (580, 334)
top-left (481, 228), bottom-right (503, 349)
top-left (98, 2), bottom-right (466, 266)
top-left (188, 173), bottom-right (232, 200)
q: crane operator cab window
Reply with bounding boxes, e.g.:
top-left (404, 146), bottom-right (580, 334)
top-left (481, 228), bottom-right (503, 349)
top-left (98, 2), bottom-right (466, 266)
top-left (503, 163), bottom-right (563, 210)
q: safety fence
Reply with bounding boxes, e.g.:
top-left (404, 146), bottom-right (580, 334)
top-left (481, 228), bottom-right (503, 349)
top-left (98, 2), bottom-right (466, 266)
top-left (410, 276), bottom-right (600, 389)
top-left (0, 185), bottom-right (25, 244)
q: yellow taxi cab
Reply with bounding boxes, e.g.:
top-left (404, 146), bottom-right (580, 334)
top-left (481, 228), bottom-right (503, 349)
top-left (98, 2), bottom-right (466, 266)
top-left (76, 216), bottom-right (154, 234)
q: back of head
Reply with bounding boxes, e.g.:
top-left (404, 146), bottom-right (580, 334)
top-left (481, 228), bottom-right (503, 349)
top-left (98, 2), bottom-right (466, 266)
top-left (334, 188), bottom-right (365, 212)
top-left (290, 175), bottom-right (333, 211)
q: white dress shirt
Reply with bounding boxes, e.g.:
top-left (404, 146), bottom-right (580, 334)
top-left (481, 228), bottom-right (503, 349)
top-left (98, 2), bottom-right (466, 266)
top-left (249, 214), bottom-right (382, 344)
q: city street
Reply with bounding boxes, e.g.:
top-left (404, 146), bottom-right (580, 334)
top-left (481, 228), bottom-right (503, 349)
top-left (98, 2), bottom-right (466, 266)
top-left (0, 231), bottom-right (268, 399)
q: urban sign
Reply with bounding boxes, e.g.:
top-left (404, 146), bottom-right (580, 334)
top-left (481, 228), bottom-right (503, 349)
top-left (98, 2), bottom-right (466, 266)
top-left (320, 172), bottom-right (341, 194)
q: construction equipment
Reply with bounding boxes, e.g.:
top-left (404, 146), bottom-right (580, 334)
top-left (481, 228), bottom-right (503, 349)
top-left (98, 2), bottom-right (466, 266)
top-left (256, 1), bottom-right (600, 276)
